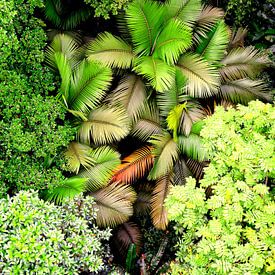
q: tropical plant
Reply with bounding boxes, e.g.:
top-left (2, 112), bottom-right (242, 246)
top-left (85, 0), bottom-right (271, 231)
top-left (0, 190), bottom-right (112, 274)
top-left (166, 101), bottom-right (275, 274)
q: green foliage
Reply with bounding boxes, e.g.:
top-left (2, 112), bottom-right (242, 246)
top-left (166, 101), bottom-right (275, 274)
top-left (84, 0), bottom-right (131, 19)
top-left (0, 190), bottom-right (111, 274)
top-left (0, 1), bottom-right (75, 196)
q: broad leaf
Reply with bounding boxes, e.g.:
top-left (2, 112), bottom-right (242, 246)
top-left (64, 142), bottom-right (94, 174)
top-left (151, 173), bottom-right (173, 230)
top-left (79, 146), bottom-right (121, 191)
top-left (112, 146), bottom-right (154, 184)
top-left (134, 56), bottom-right (175, 92)
top-left (126, 0), bottom-right (165, 55)
top-left (69, 60), bottom-right (112, 113)
top-left (177, 53), bottom-right (220, 97)
top-left (149, 133), bottom-right (178, 180)
top-left (153, 19), bottom-right (192, 65)
top-left (92, 183), bottom-right (136, 227)
top-left (87, 32), bottom-right (135, 69)
top-left (78, 106), bottom-right (130, 145)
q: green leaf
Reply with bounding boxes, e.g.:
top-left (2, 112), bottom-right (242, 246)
top-left (126, 243), bottom-right (137, 273)
top-left (126, 0), bottom-right (165, 55)
top-left (153, 19), bottom-right (192, 65)
top-left (87, 32), bottom-right (135, 69)
top-left (196, 21), bottom-right (230, 63)
top-left (134, 56), bottom-right (175, 92)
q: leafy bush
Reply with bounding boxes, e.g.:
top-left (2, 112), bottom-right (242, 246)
top-left (0, 0), bottom-right (75, 196)
top-left (0, 190), bottom-right (111, 274)
top-left (166, 101), bottom-right (275, 274)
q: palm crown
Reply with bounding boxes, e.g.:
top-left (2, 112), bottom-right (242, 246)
top-left (45, 0), bottom-right (271, 233)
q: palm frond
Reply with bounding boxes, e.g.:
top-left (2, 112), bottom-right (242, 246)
top-left (178, 134), bottom-right (208, 161)
top-left (78, 106), bottom-right (130, 145)
top-left (220, 47), bottom-right (270, 81)
top-left (112, 146), bottom-right (154, 184)
top-left (114, 222), bottom-right (142, 255)
top-left (69, 60), bottom-right (112, 113)
top-left (148, 133), bottom-right (178, 180)
top-left (109, 75), bottom-right (147, 119)
top-left (151, 173), bottom-right (173, 230)
top-left (44, 0), bottom-right (62, 28)
top-left (178, 101), bottom-right (206, 136)
top-left (174, 158), bottom-right (192, 185)
top-left (177, 53), bottom-right (220, 97)
top-left (166, 0), bottom-right (201, 26)
top-left (153, 19), bottom-right (192, 65)
top-left (219, 78), bottom-right (271, 104)
top-left (79, 146), bottom-right (121, 191)
top-left (46, 34), bottom-right (80, 71)
top-left (86, 32), bottom-right (135, 69)
top-left (134, 56), bottom-right (175, 92)
top-left (229, 27), bottom-right (248, 49)
top-left (126, 0), bottom-right (165, 55)
top-left (92, 183), bottom-right (136, 227)
top-left (45, 177), bottom-right (87, 205)
top-left (131, 103), bottom-right (163, 141)
top-left (156, 69), bottom-right (188, 117)
top-left (64, 142), bottom-right (94, 174)
top-left (134, 184), bottom-right (153, 216)
top-left (196, 21), bottom-right (230, 63)
top-left (186, 158), bottom-right (208, 180)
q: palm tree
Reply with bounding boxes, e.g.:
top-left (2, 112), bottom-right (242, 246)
top-left (86, 0), bottom-right (271, 230)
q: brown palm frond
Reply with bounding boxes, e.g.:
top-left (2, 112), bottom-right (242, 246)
top-left (91, 183), bottom-right (136, 227)
top-left (173, 159), bottom-right (192, 185)
top-left (134, 183), bottom-right (153, 216)
top-left (113, 222), bottom-right (142, 256)
top-left (229, 27), bottom-right (248, 49)
top-left (186, 158), bottom-right (208, 180)
top-left (111, 146), bottom-right (154, 184)
top-left (151, 173), bottom-right (173, 230)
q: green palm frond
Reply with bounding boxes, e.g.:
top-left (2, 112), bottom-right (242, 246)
top-left (44, 0), bottom-right (91, 30)
top-left (53, 52), bottom-right (72, 103)
top-left (79, 146), bottom-right (121, 191)
top-left (151, 173), bottom-right (173, 230)
top-left (174, 158), bottom-right (192, 185)
top-left (92, 183), bottom-right (137, 227)
top-left (126, 0), bottom-right (165, 55)
top-left (219, 79), bottom-right (271, 104)
top-left (177, 53), bottom-right (220, 97)
top-left (109, 75), bottom-right (147, 119)
top-left (148, 133), bottom-right (179, 180)
top-left (178, 134), bottom-right (208, 161)
top-left (69, 60), bottom-right (112, 113)
top-left (86, 32), bottom-right (135, 69)
top-left (220, 47), bottom-right (270, 81)
top-left (153, 19), bottom-right (192, 65)
top-left (46, 34), bottom-right (80, 71)
top-left (134, 56), bottom-right (175, 92)
top-left (132, 103), bottom-right (163, 141)
top-left (166, 0), bottom-right (201, 26)
top-left (156, 69), bottom-right (188, 117)
top-left (64, 142), bottom-right (94, 174)
top-left (196, 21), bottom-right (230, 63)
top-left (78, 106), bottom-right (131, 145)
top-left (45, 177), bottom-right (87, 205)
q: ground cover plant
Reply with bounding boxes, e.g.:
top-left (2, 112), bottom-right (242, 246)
top-left (166, 101), bottom-right (275, 274)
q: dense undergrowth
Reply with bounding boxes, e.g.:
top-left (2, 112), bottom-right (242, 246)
top-left (0, 0), bottom-right (274, 273)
